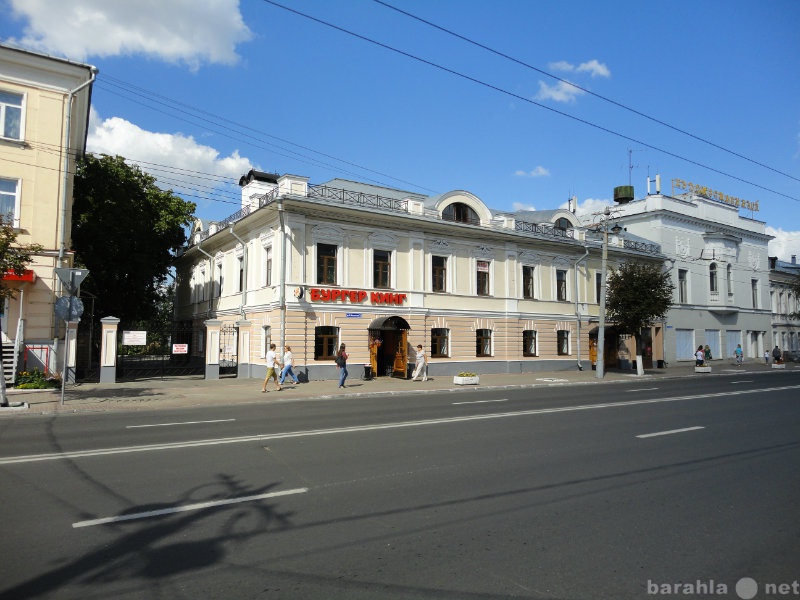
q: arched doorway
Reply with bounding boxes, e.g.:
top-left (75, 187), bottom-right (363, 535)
top-left (368, 316), bottom-right (411, 378)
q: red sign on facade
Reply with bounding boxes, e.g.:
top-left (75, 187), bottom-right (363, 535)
top-left (309, 288), bottom-right (408, 305)
top-left (2, 269), bottom-right (36, 282)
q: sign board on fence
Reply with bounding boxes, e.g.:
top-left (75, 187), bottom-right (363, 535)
top-left (172, 343), bottom-right (188, 354)
top-left (122, 330), bottom-right (147, 346)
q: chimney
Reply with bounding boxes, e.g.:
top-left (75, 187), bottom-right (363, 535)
top-left (792, 255), bottom-right (797, 264)
top-left (655, 174), bottom-right (661, 194)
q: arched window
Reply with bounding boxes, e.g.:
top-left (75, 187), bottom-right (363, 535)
top-left (442, 202), bottom-right (479, 224)
top-left (709, 262), bottom-right (718, 293)
top-left (554, 217), bottom-right (571, 231)
top-left (726, 264), bottom-right (732, 296)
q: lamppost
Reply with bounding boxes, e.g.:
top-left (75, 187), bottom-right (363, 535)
top-left (596, 207), bottom-right (622, 379)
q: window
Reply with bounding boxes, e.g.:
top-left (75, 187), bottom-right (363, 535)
top-left (477, 260), bottom-right (490, 296)
top-left (595, 272), bottom-right (602, 304)
top-left (523, 330), bottom-right (537, 356)
top-left (374, 250), bottom-right (391, 289)
top-left (317, 243), bottom-right (337, 285)
top-left (431, 328), bottom-right (449, 358)
top-left (709, 262), bottom-right (718, 293)
top-left (726, 264), bottom-right (733, 297)
top-left (522, 266), bottom-right (535, 299)
top-left (557, 330), bottom-right (570, 355)
top-left (216, 263), bottom-right (223, 297)
top-left (237, 256), bottom-right (244, 293)
top-left (432, 255), bottom-right (447, 293)
top-left (553, 218), bottom-right (571, 235)
top-left (751, 279), bottom-right (759, 308)
top-left (442, 202), bottom-right (479, 224)
top-left (678, 269), bottom-right (688, 303)
top-left (314, 326), bottom-right (339, 360)
top-left (0, 178), bottom-right (19, 222)
top-left (264, 246), bottom-right (272, 286)
top-left (476, 328), bottom-right (492, 357)
top-left (0, 91), bottom-right (23, 140)
top-left (556, 269), bottom-right (567, 301)
top-left (261, 326), bottom-right (272, 358)
top-left (198, 268), bottom-right (206, 302)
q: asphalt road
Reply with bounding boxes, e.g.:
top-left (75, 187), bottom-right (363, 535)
top-left (1, 372), bottom-right (799, 599)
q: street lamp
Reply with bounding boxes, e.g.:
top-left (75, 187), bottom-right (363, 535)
top-left (596, 207), bottom-right (622, 379)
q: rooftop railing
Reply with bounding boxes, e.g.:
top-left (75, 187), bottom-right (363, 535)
top-left (514, 220), bottom-right (575, 239)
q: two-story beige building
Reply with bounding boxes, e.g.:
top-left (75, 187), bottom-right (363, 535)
top-left (174, 171), bottom-right (666, 381)
top-left (0, 44), bottom-right (96, 380)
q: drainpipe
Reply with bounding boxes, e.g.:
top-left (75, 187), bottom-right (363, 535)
top-left (229, 224), bottom-right (248, 320)
top-left (661, 258), bottom-right (676, 367)
top-left (195, 241), bottom-right (214, 316)
top-left (58, 67), bottom-right (98, 267)
top-left (574, 243), bottom-right (590, 370)
top-left (278, 199), bottom-right (287, 352)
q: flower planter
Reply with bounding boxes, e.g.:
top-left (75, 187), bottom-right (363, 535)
top-left (453, 375), bottom-right (479, 385)
top-left (772, 363), bottom-right (786, 369)
top-left (694, 366), bottom-right (712, 373)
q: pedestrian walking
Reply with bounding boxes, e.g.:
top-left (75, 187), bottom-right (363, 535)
top-left (695, 345), bottom-right (705, 367)
top-left (411, 344), bottom-right (428, 381)
top-left (764, 349), bottom-right (770, 364)
top-left (279, 345), bottom-right (300, 385)
top-left (704, 344), bottom-right (712, 362)
top-left (772, 345), bottom-right (782, 364)
top-left (734, 344), bottom-right (743, 366)
top-left (262, 343), bottom-right (282, 392)
top-left (335, 343), bottom-right (349, 388)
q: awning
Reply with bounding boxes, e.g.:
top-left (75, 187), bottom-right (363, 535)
top-left (368, 315), bottom-right (411, 331)
top-left (3, 269), bottom-right (36, 283)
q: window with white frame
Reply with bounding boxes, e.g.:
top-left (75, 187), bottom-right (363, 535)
top-left (237, 256), bottom-right (244, 293)
top-left (477, 260), bottom-right (490, 296)
top-left (216, 262), bottom-right (223, 297)
top-left (556, 269), bottom-right (568, 301)
top-left (523, 330), bottom-right (537, 356)
top-left (264, 246), bottom-right (272, 286)
top-left (522, 266), bottom-right (535, 299)
top-left (0, 91), bottom-right (23, 140)
top-left (557, 329), bottom-right (570, 355)
top-left (431, 328), bottom-right (449, 357)
top-left (0, 178), bottom-right (19, 223)
top-left (317, 243), bottom-right (337, 285)
top-left (373, 249), bottom-right (391, 289)
top-left (261, 325), bottom-right (272, 358)
top-left (709, 263), bottom-right (718, 293)
top-left (432, 255), bottom-right (447, 293)
top-left (678, 269), bottom-right (688, 303)
top-left (476, 328), bottom-right (492, 357)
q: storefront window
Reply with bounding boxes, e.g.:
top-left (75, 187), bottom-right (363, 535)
top-left (523, 330), bottom-right (537, 356)
top-left (317, 243), bottom-right (337, 285)
top-left (432, 256), bottom-right (447, 293)
top-left (314, 326), bottom-right (339, 360)
top-left (476, 328), bottom-right (492, 357)
top-left (374, 249), bottom-right (391, 289)
top-left (431, 328), bottom-right (449, 357)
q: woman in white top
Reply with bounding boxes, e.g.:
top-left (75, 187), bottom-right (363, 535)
top-left (279, 346), bottom-right (299, 384)
top-left (411, 344), bottom-right (428, 381)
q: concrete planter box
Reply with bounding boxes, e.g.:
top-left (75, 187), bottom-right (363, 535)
top-left (694, 366), bottom-right (712, 373)
top-left (453, 375), bottom-right (480, 385)
top-left (772, 363), bottom-right (786, 369)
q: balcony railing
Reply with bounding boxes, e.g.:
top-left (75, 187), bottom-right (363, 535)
top-left (307, 184), bottom-right (408, 213)
top-left (515, 220), bottom-right (575, 239)
top-left (623, 239), bottom-right (662, 254)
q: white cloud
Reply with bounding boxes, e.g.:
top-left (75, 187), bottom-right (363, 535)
top-left (562, 197), bottom-right (613, 219)
top-left (514, 166), bottom-right (550, 178)
top-left (576, 59), bottom-right (610, 78)
top-left (534, 80), bottom-right (585, 103)
top-left (767, 227), bottom-right (800, 262)
top-left (6, 0), bottom-right (252, 69)
top-left (87, 110), bottom-right (253, 201)
top-left (512, 202), bottom-right (537, 212)
top-left (547, 60), bottom-right (574, 72)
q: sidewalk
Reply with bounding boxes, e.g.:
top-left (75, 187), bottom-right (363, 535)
top-left (2, 360), bottom-right (796, 416)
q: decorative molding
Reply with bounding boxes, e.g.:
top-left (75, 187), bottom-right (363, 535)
top-left (369, 231), bottom-right (398, 249)
top-left (312, 224), bottom-right (345, 244)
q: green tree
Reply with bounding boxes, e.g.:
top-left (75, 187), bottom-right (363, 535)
top-left (790, 273), bottom-right (800, 321)
top-left (606, 261), bottom-right (675, 376)
top-left (0, 216), bottom-right (42, 406)
top-left (71, 154), bottom-right (196, 325)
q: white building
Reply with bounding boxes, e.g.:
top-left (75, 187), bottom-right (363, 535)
top-left (601, 178), bottom-right (773, 364)
top-left (769, 255), bottom-right (799, 360)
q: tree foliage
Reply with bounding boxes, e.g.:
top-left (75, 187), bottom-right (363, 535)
top-left (0, 215), bottom-right (42, 303)
top-left (71, 154), bottom-right (196, 324)
top-left (606, 261), bottom-right (675, 352)
top-left (790, 273), bottom-right (800, 321)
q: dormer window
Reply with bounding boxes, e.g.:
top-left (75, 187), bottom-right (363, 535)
top-left (554, 217), bottom-right (571, 231)
top-left (442, 202), bottom-right (479, 225)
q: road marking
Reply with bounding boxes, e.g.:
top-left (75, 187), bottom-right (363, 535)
top-left (4, 383), bottom-right (800, 466)
top-left (72, 487), bottom-right (308, 528)
top-left (126, 419), bottom-right (236, 429)
top-left (637, 426), bottom-right (705, 439)
top-left (730, 380), bottom-right (753, 384)
top-left (628, 388), bottom-right (658, 392)
top-left (452, 399), bottom-right (509, 405)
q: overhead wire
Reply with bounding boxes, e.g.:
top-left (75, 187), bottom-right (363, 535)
top-left (258, 0), bottom-right (800, 204)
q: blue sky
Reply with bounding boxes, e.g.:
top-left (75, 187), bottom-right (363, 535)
top-left (3, 0), bottom-right (799, 260)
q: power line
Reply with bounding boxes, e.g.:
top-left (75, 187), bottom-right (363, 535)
top-left (372, 0), bottom-right (800, 186)
top-left (259, 0), bottom-right (800, 204)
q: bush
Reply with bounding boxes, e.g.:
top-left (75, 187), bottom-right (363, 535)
top-left (15, 368), bottom-right (60, 389)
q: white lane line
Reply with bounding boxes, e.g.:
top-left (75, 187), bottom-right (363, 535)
top-left (628, 388), bottom-right (658, 392)
top-left (126, 419), bottom-right (236, 429)
top-left (636, 426), bottom-right (705, 439)
top-left (5, 383), bottom-right (800, 466)
top-left (730, 380), bottom-right (754, 384)
top-left (452, 399), bottom-right (509, 405)
top-left (72, 487), bottom-right (308, 528)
